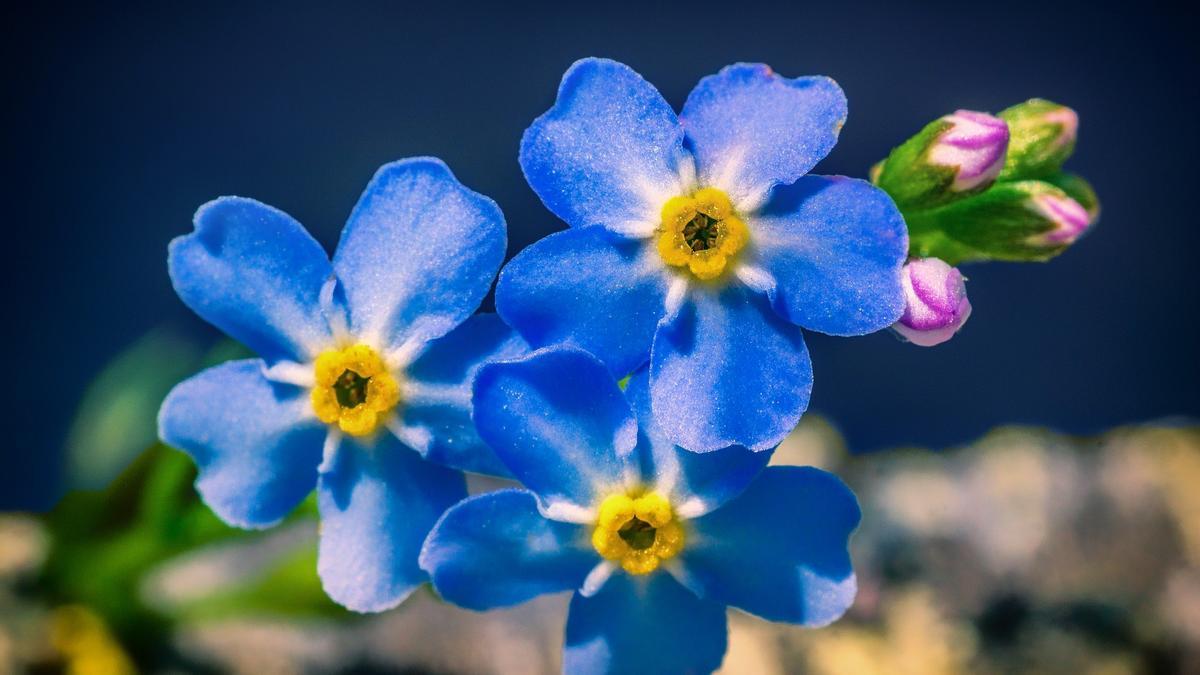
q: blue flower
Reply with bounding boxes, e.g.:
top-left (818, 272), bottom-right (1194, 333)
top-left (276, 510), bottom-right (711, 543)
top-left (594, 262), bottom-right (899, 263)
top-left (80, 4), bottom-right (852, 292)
top-left (158, 157), bottom-right (525, 612)
top-left (421, 347), bottom-right (860, 674)
top-left (497, 58), bottom-right (909, 453)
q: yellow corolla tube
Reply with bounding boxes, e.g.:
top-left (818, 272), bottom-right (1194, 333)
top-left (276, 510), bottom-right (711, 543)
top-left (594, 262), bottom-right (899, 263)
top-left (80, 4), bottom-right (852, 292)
top-left (310, 344), bottom-right (401, 436)
top-left (656, 187), bottom-right (748, 281)
top-left (591, 491), bottom-right (685, 575)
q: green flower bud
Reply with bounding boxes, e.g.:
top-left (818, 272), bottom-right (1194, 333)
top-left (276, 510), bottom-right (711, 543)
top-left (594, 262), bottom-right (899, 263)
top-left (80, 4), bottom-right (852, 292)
top-left (997, 99), bottom-right (1078, 180)
top-left (905, 180), bottom-right (1093, 264)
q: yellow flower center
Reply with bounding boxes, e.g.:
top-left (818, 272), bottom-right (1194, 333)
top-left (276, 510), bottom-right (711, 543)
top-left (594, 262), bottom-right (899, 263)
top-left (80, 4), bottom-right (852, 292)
top-left (656, 187), bottom-right (748, 281)
top-left (310, 344), bottom-right (401, 436)
top-left (591, 492), bottom-right (684, 575)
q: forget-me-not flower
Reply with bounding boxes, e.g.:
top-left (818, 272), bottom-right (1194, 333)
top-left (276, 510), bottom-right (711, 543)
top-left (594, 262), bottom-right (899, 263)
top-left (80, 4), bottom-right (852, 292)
top-left (497, 58), bottom-right (909, 453)
top-left (421, 347), bottom-right (860, 674)
top-left (159, 158), bottom-right (524, 612)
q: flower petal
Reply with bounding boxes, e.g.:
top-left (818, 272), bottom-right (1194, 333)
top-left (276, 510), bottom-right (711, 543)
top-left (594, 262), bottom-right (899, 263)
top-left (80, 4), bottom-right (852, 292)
top-left (168, 198), bottom-right (333, 363)
top-left (332, 157), bottom-right (506, 352)
top-left (682, 64), bottom-right (847, 208)
top-left (625, 370), bottom-right (770, 517)
top-left (495, 226), bottom-right (669, 378)
top-left (564, 573), bottom-right (727, 675)
top-left (677, 466), bottom-right (860, 626)
top-left (650, 284), bottom-right (812, 453)
top-left (317, 435), bottom-right (466, 613)
top-left (472, 348), bottom-right (637, 521)
top-left (420, 489), bottom-right (595, 610)
top-left (520, 58), bottom-right (688, 232)
top-left (753, 176), bottom-right (908, 335)
top-left (398, 314), bottom-right (528, 476)
top-left (158, 359), bottom-right (325, 529)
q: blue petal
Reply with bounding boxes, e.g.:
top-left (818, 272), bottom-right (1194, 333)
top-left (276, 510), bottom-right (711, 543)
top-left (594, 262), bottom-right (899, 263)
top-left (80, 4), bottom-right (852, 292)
top-left (650, 285), bottom-right (812, 453)
top-left (753, 176), bottom-right (908, 335)
top-left (678, 466), bottom-right (860, 626)
top-left (564, 573), bottom-right (727, 675)
top-left (682, 64), bottom-right (847, 206)
top-left (317, 435), bottom-right (466, 613)
top-left (158, 359), bottom-right (325, 529)
top-left (332, 158), bottom-right (506, 352)
top-left (399, 314), bottom-right (528, 477)
top-left (495, 226), bottom-right (669, 378)
top-left (168, 198), bottom-right (333, 363)
top-left (520, 58), bottom-right (688, 232)
top-left (472, 348), bottom-right (637, 520)
top-left (625, 370), bottom-right (770, 517)
top-left (420, 489), bottom-right (595, 610)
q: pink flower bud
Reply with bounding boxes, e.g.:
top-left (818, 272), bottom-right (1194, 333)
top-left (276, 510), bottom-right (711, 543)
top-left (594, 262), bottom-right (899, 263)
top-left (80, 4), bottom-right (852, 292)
top-left (1028, 192), bottom-right (1091, 246)
top-left (893, 258), bottom-right (972, 347)
top-left (927, 110), bottom-right (1009, 192)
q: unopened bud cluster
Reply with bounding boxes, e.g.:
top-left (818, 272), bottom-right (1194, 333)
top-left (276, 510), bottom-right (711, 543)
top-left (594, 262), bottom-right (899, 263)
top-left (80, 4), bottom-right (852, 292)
top-left (873, 99), bottom-right (1098, 346)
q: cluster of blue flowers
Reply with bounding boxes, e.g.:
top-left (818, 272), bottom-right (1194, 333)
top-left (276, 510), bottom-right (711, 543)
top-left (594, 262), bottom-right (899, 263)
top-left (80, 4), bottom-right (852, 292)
top-left (160, 58), bottom-right (910, 673)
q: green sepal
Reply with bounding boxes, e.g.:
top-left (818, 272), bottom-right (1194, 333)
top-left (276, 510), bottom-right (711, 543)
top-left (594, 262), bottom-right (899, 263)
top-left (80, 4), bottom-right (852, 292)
top-left (868, 159), bottom-right (885, 185)
top-left (875, 118), bottom-right (971, 210)
top-left (997, 99), bottom-right (1077, 180)
top-left (905, 180), bottom-right (1075, 264)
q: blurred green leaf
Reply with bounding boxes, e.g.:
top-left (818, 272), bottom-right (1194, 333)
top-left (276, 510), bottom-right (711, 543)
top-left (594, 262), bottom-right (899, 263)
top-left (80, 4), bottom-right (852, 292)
top-left (65, 328), bottom-right (253, 492)
top-left (64, 329), bottom-right (202, 490)
top-left (40, 444), bottom-right (332, 649)
top-left (159, 541), bottom-right (348, 621)
top-left (874, 118), bottom-right (973, 211)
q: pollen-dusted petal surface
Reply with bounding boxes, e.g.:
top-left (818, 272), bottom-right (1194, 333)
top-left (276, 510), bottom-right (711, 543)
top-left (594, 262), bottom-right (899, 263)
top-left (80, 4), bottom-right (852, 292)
top-left (472, 348), bottom-right (638, 520)
top-left (650, 284), bottom-right (813, 453)
top-left (520, 58), bottom-right (688, 232)
top-left (679, 466), bottom-right (860, 626)
top-left (624, 370), bottom-right (770, 517)
top-left (753, 176), bottom-right (908, 335)
top-left (168, 198), bottom-right (333, 363)
top-left (400, 313), bottom-right (528, 476)
top-left (158, 359), bottom-right (326, 529)
top-left (420, 489), bottom-right (595, 610)
top-left (332, 157), bottom-right (506, 352)
top-left (317, 435), bottom-right (466, 613)
top-left (681, 64), bottom-right (847, 207)
top-left (564, 572), bottom-right (727, 675)
top-left (495, 226), bottom-right (670, 378)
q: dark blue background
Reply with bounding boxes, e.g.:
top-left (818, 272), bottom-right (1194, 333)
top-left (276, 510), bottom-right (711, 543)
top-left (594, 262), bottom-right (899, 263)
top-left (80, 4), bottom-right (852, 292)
top-left (5, 2), bottom-right (1197, 509)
